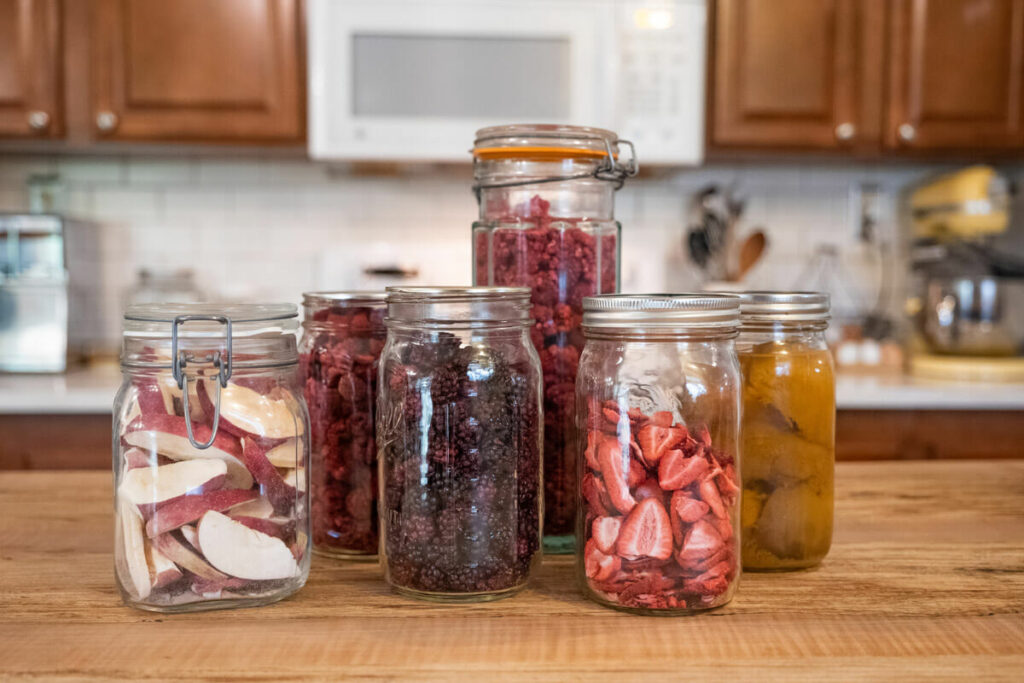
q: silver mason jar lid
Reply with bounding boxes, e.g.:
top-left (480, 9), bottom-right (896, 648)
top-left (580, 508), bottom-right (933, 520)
top-left (302, 291), bottom-right (388, 306)
top-left (582, 294), bottom-right (740, 330)
top-left (385, 286), bottom-right (532, 325)
top-left (737, 291), bottom-right (831, 323)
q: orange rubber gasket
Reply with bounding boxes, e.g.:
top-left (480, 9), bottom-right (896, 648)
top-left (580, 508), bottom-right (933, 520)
top-left (473, 146), bottom-right (616, 161)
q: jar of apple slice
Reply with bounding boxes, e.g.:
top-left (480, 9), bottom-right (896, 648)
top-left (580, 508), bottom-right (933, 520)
top-left (114, 304), bottom-right (310, 612)
top-left (576, 294), bottom-right (742, 614)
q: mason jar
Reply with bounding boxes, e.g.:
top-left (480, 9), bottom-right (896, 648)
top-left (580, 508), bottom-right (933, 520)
top-left (377, 287), bottom-right (543, 602)
top-left (113, 304), bottom-right (310, 612)
top-left (472, 124), bottom-right (636, 553)
top-left (576, 294), bottom-right (741, 614)
top-left (737, 292), bottom-right (835, 571)
top-left (299, 292), bottom-right (387, 559)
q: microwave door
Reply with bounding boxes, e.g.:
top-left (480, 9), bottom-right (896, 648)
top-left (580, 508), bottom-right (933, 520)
top-left (308, 0), bottom-right (609, 161)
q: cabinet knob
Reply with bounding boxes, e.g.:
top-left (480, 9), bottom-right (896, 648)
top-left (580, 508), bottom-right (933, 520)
top-left (835, 122), bottom-right (856, 142)
top-left (96, 111), bottom-right (119, 132)
top-left (27, 111), bottom-right (50, 131)
top-left (898, 123), bottom-right (916, 142)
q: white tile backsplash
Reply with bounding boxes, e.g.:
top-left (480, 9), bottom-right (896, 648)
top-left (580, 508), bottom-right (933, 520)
top-left (1, 152), bottom-right (1021, 351)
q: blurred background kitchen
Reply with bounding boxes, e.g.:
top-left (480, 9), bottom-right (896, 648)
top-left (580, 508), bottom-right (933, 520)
top-left (1, 0), bottom-right (1022, 468)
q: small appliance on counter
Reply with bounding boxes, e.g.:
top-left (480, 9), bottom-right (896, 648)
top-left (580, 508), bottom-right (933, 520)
top-left (905, 165), bottom-right (1024, 382)
top-left (0, 214), bottom-right (69, 372)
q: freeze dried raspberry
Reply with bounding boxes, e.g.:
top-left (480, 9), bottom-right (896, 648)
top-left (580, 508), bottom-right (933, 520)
top-left (579, 401), bottom-right (738, 611)
top-left (475, 196), bottom-right (617, 539)
top-left (379, 331), bottom-right (541, 596)
top-left (301, 305), bottom-right (385, 555)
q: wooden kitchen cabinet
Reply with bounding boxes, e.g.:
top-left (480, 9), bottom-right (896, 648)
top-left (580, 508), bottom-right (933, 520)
top-left (89, 0), bottom-right (304, 142)
top-left (708, 0), bottom-right (884, 151)
top-left (0, 0), bottom-right (62, 138)
top-left (886, 0), bottom-right (1024, 151)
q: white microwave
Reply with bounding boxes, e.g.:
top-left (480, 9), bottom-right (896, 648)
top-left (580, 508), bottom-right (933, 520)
top-left (307, 0), bottom-right (706, 164)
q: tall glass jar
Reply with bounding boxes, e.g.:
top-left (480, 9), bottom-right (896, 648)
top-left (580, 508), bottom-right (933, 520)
top-left (737, 292), bottom-right (835, 571)
top-left (377, 287), bottom-right (543, 602)
top-left (299, 292), bottom-right (386, 559)
top-left (113, 304), bottom-right (310, 612)
top-left (576, 294), bottom-right (741, 614)
top-left (472, 124), bottom-right (635, 553)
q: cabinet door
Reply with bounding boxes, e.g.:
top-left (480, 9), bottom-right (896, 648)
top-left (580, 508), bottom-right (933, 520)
top-left (709, 0), bottom-right (876, 150)
top-left (0, 0), bottom-right (61, 138)
top-left (91, 0), bottom-right (303, 142)
top-left (887, 0), bottom-right (1024, 150)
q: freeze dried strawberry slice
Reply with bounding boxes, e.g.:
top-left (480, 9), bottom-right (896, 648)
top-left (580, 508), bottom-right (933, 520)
top-left (584, 539), bottom-right (621, 581)
top-left (634, 479), bottom-right (665, 505)
top-left (716, 462), bottom-right (740, 504)
top-left (676, 518), bottom-right (723, 571)
top-left (671, 490), bottom-right (710, 524)
top-left (584, 431), bottom-right (602, 471)
top-left (616, 498), bottom-right (673, 561)
top-left (627, 457), bottom-right (646, 488)
top-left (700, 477), bottom-right (727, 519)
top-left (581, 473), bottom-right (613, 517)
top-left (591, 516), bottom-right (622, 555)
top-left (658, 450), bottom-right (709, 490)
top-left (650, 411), bottom-right (674, 428)
top-left (597, 438), bottom-right (636, 515)
top-left (635, 424), bottom-right (686, 466)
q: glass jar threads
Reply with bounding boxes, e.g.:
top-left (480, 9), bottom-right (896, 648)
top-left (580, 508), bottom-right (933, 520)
top-left (113, 304), bottom-right (310, 612)
top-left (576, 294), bottom-right (742, 614)
top-left (737, 292), bottom-right (835, 571)
top-left (377, 287), bottom-right (543, 602)
top-left (299, 292), bottom-right (387, 559)
top-left (472, 124), bottom-right (636, 553)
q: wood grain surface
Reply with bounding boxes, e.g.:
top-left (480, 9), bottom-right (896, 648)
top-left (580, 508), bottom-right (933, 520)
top-left (1, 461), bottom-right (1022, 680)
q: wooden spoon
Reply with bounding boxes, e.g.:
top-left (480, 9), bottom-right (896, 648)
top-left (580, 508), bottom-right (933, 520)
top-left (735, 230), bottom-right (767, 281)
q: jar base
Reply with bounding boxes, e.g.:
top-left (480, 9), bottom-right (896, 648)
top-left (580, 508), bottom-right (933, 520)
top-left (543, 534), bottom-right (575, 555)
top-left (391, 582), bottom-right (526, 604)
top-left (583, 591), bottom-right (733, 616)
top-left (313, 547), bottom-right (378, 562)
top-left (122, 582), bottom-right (304, 614)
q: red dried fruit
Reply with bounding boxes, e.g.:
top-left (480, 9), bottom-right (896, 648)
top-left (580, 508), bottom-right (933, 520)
top-left (597, 438), bottom-right (637, 515)
top-left (717, 462), bottom-right (740, 504)
top-left (676, 518), bottom-right (723, 571)
top-left (634, 478), bottom-right (665, 505)
top-left (584, 431), bottom-right (602, 471)
top-left (635, 424), bottom-right (686, 466)
top-left (650, 411), bottom-right (674, 428)
top-left (700, 477), bottom-right (727, 519)
top-left (658, 449), bottom-right (709, 490)
top-left (591, 516), bottom-right (622, 555)
top-left (581, 472), bottom-right (613, 517)
top-left (616, 498), bottom-right (673, 561)
top-left (584, 539), bottom-right (621, 582)
top-left (670, 490), bottom-right (710, 524)
top-left (627, 457), bottom-right (646, 488)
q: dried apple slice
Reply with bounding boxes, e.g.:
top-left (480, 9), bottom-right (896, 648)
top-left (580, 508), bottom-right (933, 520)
top-left (145, 488), bottom-right (260, 538)
top-left (281, 467), bottom-right (306, 493)
top-left (229, 496), bottom-right (274, 519)
top-left (118, 458), bottom-right (227, 509)
top-left (134, 378), bottom-right (175, 416)
top-left (151, 531), bottom-right (226, 580)
top-left (116, 500), bottom-right (152, 600)
top-left (229, 515), bottom-right (296, 542)
top-left (122, 414), bottom-right (252, 489)
top-left (240, 438), bottom-right (295, 515)
top-left (180, 524), bottom-right (200, 551)
top-left (265, 438), bottom-right (302, 468)
top-left (145, 540), bottom-right (183, 589)
top-left (197, 510), bottom-right (299, 581)
top-left (198, 381), bottom-right (303, 440)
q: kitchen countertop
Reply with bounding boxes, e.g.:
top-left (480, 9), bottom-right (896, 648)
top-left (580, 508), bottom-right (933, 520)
top-left (1, 461), bottom-right (1021, 679)
top-left (3, 364), bottom-right (1024, 413)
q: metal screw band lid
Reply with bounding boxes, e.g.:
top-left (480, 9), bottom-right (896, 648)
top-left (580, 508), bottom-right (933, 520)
top-left (737, 291), bottom-right (831, 323)
top-left (582, 293), bottom-right (741, 329)
top-left (385, 286), bottom-right (532, 324)
top-left (302, 291), bottom-right (387, 306)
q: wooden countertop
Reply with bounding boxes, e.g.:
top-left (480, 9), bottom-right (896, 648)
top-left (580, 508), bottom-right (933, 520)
top-left (1, 461), bottom-right (1022, 680)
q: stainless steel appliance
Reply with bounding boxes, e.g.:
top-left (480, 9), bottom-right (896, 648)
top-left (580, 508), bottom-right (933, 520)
top-left (0, 214), bottom-right (69, 372)
top-left (307, 0), bottom-right (707, 163)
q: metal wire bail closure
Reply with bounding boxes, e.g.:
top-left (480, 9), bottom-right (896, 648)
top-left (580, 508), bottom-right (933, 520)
top-left (171, 315), bottom-right (233, 449)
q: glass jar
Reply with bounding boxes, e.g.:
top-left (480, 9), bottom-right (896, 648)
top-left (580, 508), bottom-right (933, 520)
top-left (113, 304), bottom-right (310, 612)
top-left (576, 294), bottom-right (741, 614)
top-left (737, 292), bottom-right (835, 571)
top-left (377, 287), bottom-right (543, 602)
top-left (299, 292), bottom-right (387, 559)
top-left (472, 124), bottom-right (636, 553)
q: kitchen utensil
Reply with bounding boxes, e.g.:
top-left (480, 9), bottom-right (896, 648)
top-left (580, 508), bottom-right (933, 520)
top-left (919, 275), bottom-right (1024, 356)
top-left (735, 229), bottom-right (767, 281)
